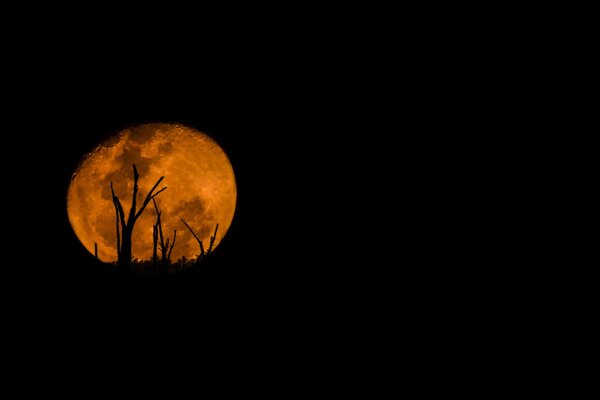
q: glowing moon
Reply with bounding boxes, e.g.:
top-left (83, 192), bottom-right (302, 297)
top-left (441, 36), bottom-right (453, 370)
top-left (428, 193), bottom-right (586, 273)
top-left (67, 123), bottom-right (236, 266)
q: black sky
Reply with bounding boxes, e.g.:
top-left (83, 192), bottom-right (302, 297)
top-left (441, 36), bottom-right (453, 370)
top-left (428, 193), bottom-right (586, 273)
top-left (3, 32), bottom-right (422, 329)
top-left (6, 67), bottom-right (350, 315)
top-left (0, 11), bottom-right (536, 381)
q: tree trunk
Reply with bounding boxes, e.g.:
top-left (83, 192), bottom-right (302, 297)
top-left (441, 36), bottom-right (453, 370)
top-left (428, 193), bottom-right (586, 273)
top-left (161, 254), bottom-right (168, 275)
top-left (118, 227), bottom-right (133, 273)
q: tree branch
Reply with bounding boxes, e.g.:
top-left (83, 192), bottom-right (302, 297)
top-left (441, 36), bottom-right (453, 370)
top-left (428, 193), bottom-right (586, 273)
top-left (153, 198), bottom-right (165, 249)
top-left (135, 177), bottom-right (166, 220)
top-left (127, 164), bottom-right (140, 226)
top-left (181, 218), bottom-right (204, 256)
top-left (168, 229), bottom-right (177, 262)
top-left (149, 187), bottom-right (167, 200)
top-left (111, 181), bottom-right (125, 254)
top-left (207, 224), bottom-right (219, 254)
top-left (200, 239), bottom-right (205, 257)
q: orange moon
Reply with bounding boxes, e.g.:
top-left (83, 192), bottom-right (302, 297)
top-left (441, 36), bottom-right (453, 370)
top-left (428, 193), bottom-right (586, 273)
top-left (67, 123), bottom-right (237, 264)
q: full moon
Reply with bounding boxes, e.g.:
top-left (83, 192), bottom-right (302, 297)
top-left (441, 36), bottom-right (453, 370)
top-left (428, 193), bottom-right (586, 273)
top-left (67, 123), bottom-right (237, 267)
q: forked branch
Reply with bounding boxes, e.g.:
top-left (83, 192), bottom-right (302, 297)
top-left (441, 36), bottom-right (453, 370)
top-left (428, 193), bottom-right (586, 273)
top-left (206, 224), bottom-right (219, 254)
top-left (181, 219), bottom-right (219, 260)
top-left (153, 198), bottom-right (177, 270)
top-left (135, 175), bottom-right (166, 220)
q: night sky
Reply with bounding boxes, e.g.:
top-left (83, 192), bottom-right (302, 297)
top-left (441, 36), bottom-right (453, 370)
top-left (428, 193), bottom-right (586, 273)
top-left (0, 11), bottom-right (521, 381)
top-left (5, 46), bottom-right (407, 335)
top-left (8, 71), bottom-right (355, 319)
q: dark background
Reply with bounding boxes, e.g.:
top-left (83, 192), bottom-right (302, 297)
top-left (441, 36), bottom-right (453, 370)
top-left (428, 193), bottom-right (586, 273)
top-left (2, 16), bottom-right (453, 334)
top-left (0, 9), bottom-right (545, 386)
top-left (7, 65), bottom-right (371, 323)
top-left (3, 45), bottom-right (483, 326)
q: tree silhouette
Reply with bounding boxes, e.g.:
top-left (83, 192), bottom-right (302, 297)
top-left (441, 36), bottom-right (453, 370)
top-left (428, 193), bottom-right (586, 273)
top-left (110, 164), bottom-right (167, 273)
top-left (181, 219), bottom-right (218, 262)
top-left (152, 198), bottom-right (176, 275)
top-left (152, 223), bottom-right (159, 274)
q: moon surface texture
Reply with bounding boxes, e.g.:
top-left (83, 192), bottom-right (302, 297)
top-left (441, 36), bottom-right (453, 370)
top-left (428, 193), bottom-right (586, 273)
top-left (67, 123), bottom-right (236, 264)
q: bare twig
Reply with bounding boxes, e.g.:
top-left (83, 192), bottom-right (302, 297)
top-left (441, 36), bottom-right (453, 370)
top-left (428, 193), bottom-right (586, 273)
top-left (135, 176), bottom-right (166, 220)
top-left (168, 230), bottom-right (177, 262)
top-left (152, 224), bottom-right (158, 272)
top-left (181, 219), bottom-right (219, 260)
top-left (181, 219), bottom-right (202, 248)
top-left (207, 224), bottom-right (219, 254)
top-left (153, 198), bottom-right (176, 273)
top-left (110, 181), bottom-right (123, 257)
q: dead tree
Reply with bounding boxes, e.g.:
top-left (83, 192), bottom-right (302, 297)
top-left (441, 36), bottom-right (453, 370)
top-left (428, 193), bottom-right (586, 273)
top-left (152, 198), bottom-right (176, 275)
top-left (110, 164), bottom-right (167, 273)
top-left (152, 224), bottom-right (159, 274)
top-left (181, 219), bottom-right (218, 262)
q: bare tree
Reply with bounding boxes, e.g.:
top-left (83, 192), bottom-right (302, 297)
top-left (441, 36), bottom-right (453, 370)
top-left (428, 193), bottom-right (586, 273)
top-left (181, 219), bottom-right (218, 262)
top-left (152, 198), bottom-right (176, 275)
top-left (110, 164), bottom-right (167, 273)
top-left (152, 224), bottom-right (159, 274)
